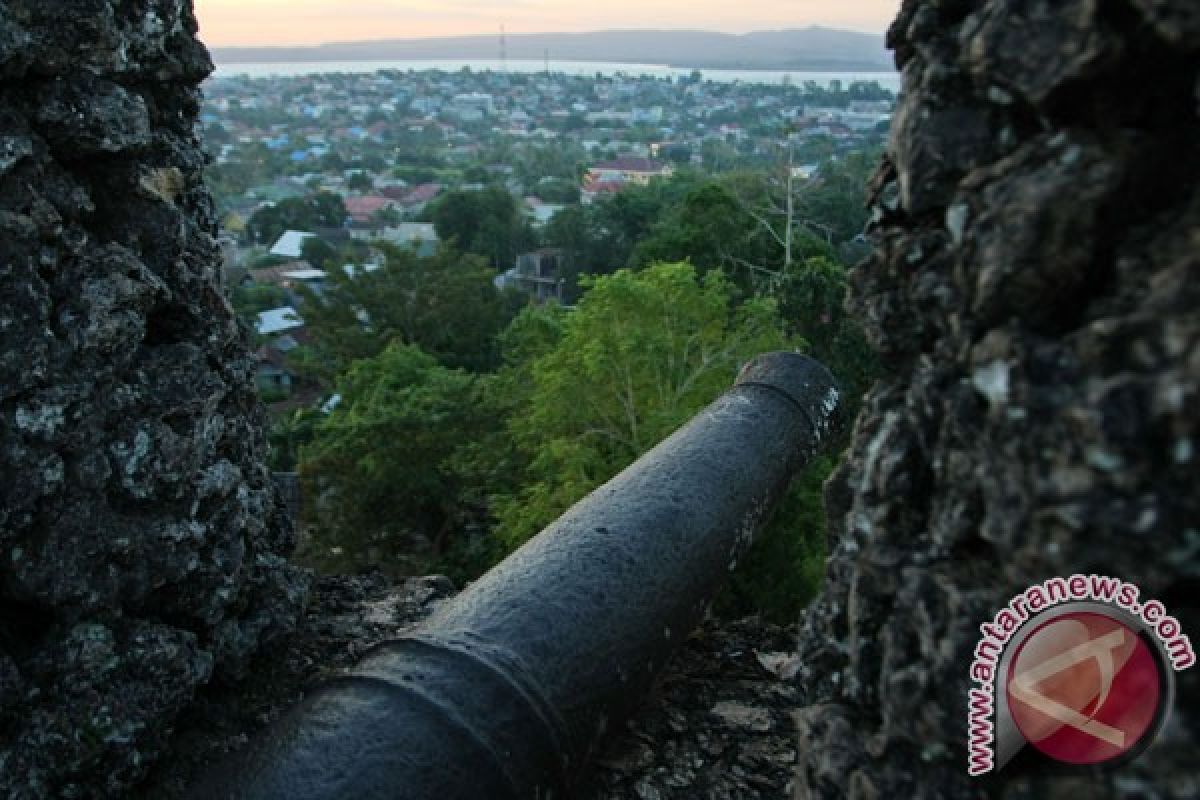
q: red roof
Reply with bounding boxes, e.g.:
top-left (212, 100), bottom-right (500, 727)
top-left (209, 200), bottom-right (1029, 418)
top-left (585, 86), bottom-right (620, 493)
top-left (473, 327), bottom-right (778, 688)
top-left (344, 196), bottom-right (394, 217)
top-left (250, 261), bottom-right (313, 286)
top-left (400, 183), bottom-right (443, 206)
top-left (583, 179), bottom-right (624, 195)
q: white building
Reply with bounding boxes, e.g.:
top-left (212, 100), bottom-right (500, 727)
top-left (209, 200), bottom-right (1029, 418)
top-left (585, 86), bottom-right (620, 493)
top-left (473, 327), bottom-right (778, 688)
top-left (269, 230), bottom-right (316, 259)
top-left (255, 306), bottom-right (305, 336)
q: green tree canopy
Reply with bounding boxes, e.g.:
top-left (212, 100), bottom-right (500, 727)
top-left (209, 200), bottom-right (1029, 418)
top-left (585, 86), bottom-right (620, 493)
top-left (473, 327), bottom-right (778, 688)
top-left (775, 256), bottom-right (877, 425)
top-left (293, 244), bottom-right (522, 380)
top-left (246, 192), bottom-right (347, 245)
top-left (300, 235), bottom-right (338, 270)
top-left (431, 186), bottom-right (535, 268)
top-left (299, 343), bottom-right (488, 568)
top-left (493, 261), bottom-right (795, 548)
top-left (630, 182), bottom-right (761, 275)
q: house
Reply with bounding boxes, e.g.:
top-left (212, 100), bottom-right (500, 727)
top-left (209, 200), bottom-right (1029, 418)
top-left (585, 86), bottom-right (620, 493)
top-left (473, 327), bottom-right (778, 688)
top-left (791, 164), bottom-right (820, 181)
top-left (269, 230), bottom-right (316, 259)
top-left (581, 179), bottom-right (625, 205)
top-left (382, 223), bottom-right (440, 257)
top-left (255, 342), bottom-right (294, 394)
top-left (254, 327), bottom-right (313, 399)
top-left (396, 183), bottom-right (443, 215)
top-left (524, 197), bottom-right (566, 227)
top-left (255, 306), bottom-right (305, 337)
top-left (449, 92), bottom-right (494, 120)
top-left (278, 267), bottom-right (328, 298)
top-left (585, 157), bottom-right (673, 187)
top-left (247, 262), bottom-right (327, 303)
top-left (495, 249), bottom-right (566, 303)
top-left (344, 195), bottom-right (396, 223)
top-left (253, 307), bottom-right (307, 396)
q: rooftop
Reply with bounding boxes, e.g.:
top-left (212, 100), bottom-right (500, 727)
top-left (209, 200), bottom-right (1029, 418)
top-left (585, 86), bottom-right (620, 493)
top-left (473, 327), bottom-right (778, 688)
top-left (255, 306), bottom-right (306, 336)
top-left (269, 230), bottom-right (316, 259)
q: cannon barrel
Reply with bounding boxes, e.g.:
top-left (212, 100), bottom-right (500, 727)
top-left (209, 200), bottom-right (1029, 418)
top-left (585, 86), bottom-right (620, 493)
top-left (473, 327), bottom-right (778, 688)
top-left (189, 352), bottom-right (839, 799)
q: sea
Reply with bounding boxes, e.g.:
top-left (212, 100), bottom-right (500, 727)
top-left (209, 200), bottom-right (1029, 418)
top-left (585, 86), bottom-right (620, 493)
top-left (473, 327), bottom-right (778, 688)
top-left (211, 59), bottom-right (902, 91)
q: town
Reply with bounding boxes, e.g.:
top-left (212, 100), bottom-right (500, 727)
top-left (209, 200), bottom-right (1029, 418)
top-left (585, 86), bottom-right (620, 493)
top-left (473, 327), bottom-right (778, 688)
top-left (203, 66), bottom-right (894, 418)
top-left (201, 66), bottom-right (893, 600)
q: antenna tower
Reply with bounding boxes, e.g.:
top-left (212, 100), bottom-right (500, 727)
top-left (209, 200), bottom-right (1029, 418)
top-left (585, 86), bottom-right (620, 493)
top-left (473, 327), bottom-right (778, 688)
top-left (500, 24), bottom-right (508, 73)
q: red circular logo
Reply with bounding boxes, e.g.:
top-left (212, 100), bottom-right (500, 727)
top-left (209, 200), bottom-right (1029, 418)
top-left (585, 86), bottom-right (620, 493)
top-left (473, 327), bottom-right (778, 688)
top-left (1006, 611), bottom-right (1164, 765)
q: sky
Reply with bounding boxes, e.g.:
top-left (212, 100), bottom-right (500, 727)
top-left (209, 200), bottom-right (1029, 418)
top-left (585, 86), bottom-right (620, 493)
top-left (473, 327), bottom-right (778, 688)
top-left (194, 0), bottom-right (901, 48)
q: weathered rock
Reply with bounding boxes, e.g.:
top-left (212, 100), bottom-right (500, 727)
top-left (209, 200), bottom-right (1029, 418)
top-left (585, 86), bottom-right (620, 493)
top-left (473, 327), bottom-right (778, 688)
top-left (792, 1), bottom-right (1199, 797)
top-left (134, 572), bottom-right (457, 799)
top-left (0, 2), bottom-right (308, 797)
top-left (578, 617), bottom-right (806, 799)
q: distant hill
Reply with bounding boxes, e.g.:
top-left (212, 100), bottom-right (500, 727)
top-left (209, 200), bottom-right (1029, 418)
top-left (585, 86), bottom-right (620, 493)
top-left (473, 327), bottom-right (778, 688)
top-left (210, 28), bottom-right (893, 72)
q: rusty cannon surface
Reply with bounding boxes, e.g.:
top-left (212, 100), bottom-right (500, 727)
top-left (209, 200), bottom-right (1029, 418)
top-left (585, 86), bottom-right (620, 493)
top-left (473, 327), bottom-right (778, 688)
top-left (188, 352), bottom-right (839, 799)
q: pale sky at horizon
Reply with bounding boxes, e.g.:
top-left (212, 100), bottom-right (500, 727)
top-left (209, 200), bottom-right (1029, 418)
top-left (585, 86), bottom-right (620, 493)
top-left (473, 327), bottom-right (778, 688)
top-left (194, 1), bottom-right (902, 48)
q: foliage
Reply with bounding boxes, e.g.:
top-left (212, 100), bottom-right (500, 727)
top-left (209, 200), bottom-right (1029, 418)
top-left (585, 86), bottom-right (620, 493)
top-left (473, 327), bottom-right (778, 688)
top-left (796, 150), bottom-right (881, 244)
top-left (231, 283), bottom-right (287, 318)
top-left (775, 256), bottom-right (877, 422)
top-left (345, 171), bottom-right (373, 191)
top-left (300, 236), bottom-right (339, 270)
top-left (716, 456), bottom-right (834, 622)
top-left (588, 175), bottom-right (702, 268)
top-left (268, 408), bottom-right (324, 472)
top-left (629, 182), bottom-right (770, 279)
top-left (298, 343), bottom-right (490, 570)
top-left (532, 179), bottom-right (581, 205)
top-left (431, 186), bottom-right (536, 268)
top-left (492, 261), bottom-right (796, 548)
top-left (448, 303), bottom-right (569, 517)
top-left (292, 244), bottom-right (522, 380)
top-left (245, 192), bottom-right (347, 245)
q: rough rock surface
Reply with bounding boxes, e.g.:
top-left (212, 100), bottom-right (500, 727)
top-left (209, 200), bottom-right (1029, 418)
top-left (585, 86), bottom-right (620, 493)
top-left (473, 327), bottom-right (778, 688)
top-left (138, 571), bottom-right (806, 800)
top-left (579, 618), bottom-right (806, 799)
top-left (0, 2), bottom-right (309, 797)
top-left (134, 573), bottom-right (458, 799)
top-left (791, 1), bottom-right (1199, 797)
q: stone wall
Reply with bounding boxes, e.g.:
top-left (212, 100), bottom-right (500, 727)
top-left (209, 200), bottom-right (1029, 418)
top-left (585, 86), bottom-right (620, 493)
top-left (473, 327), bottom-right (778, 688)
top-left (0, 2), bottom-right (308, 796)
top-left (791, 1), bottom-right (1199, 797)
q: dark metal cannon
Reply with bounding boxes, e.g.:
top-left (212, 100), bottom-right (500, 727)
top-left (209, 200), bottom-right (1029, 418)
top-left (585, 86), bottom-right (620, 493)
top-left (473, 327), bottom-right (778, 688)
top-left (189, 352), bottom-right (839, 799)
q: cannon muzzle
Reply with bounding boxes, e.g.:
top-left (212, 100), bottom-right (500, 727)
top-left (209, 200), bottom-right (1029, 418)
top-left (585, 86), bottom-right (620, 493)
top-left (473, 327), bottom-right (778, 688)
top-left (188, 352), bottom-right (839, 799)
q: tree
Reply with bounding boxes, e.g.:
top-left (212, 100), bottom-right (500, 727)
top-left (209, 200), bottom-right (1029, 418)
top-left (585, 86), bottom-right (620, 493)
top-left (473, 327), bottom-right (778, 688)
top-left (774, 256), bottom-right (878, 426)
top-left (299, 344), bottom-right (488, 567)
top-left (293, 244), bottom-right (522, 380)
top-left (630, 182), bottom-right (762, 277)
top-left (246, 192), bottom-right (347, 245)
top-left (583, 172), bottom-right (705, 271)
top-left (659, 143), bottom-right (694, 166)
top-left (431, 186), bottom-right (535, 268)
top-left (540, 205), bottom-right (602, 298)
top-left (231, 284), bottom-right (287, 320)
top-left (300, 236), bottom-right (338, 270)
top-left (345, 171), bottom-right (374, 192)
top-left (493, 261), bottom-right (796, 548)
top-left (531, 179), bottom-right (580, 205)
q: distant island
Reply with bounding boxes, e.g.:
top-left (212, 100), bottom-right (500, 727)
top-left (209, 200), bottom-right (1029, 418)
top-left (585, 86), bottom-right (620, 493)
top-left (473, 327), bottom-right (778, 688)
top-left (209, 27), bottom-right (893, 72)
